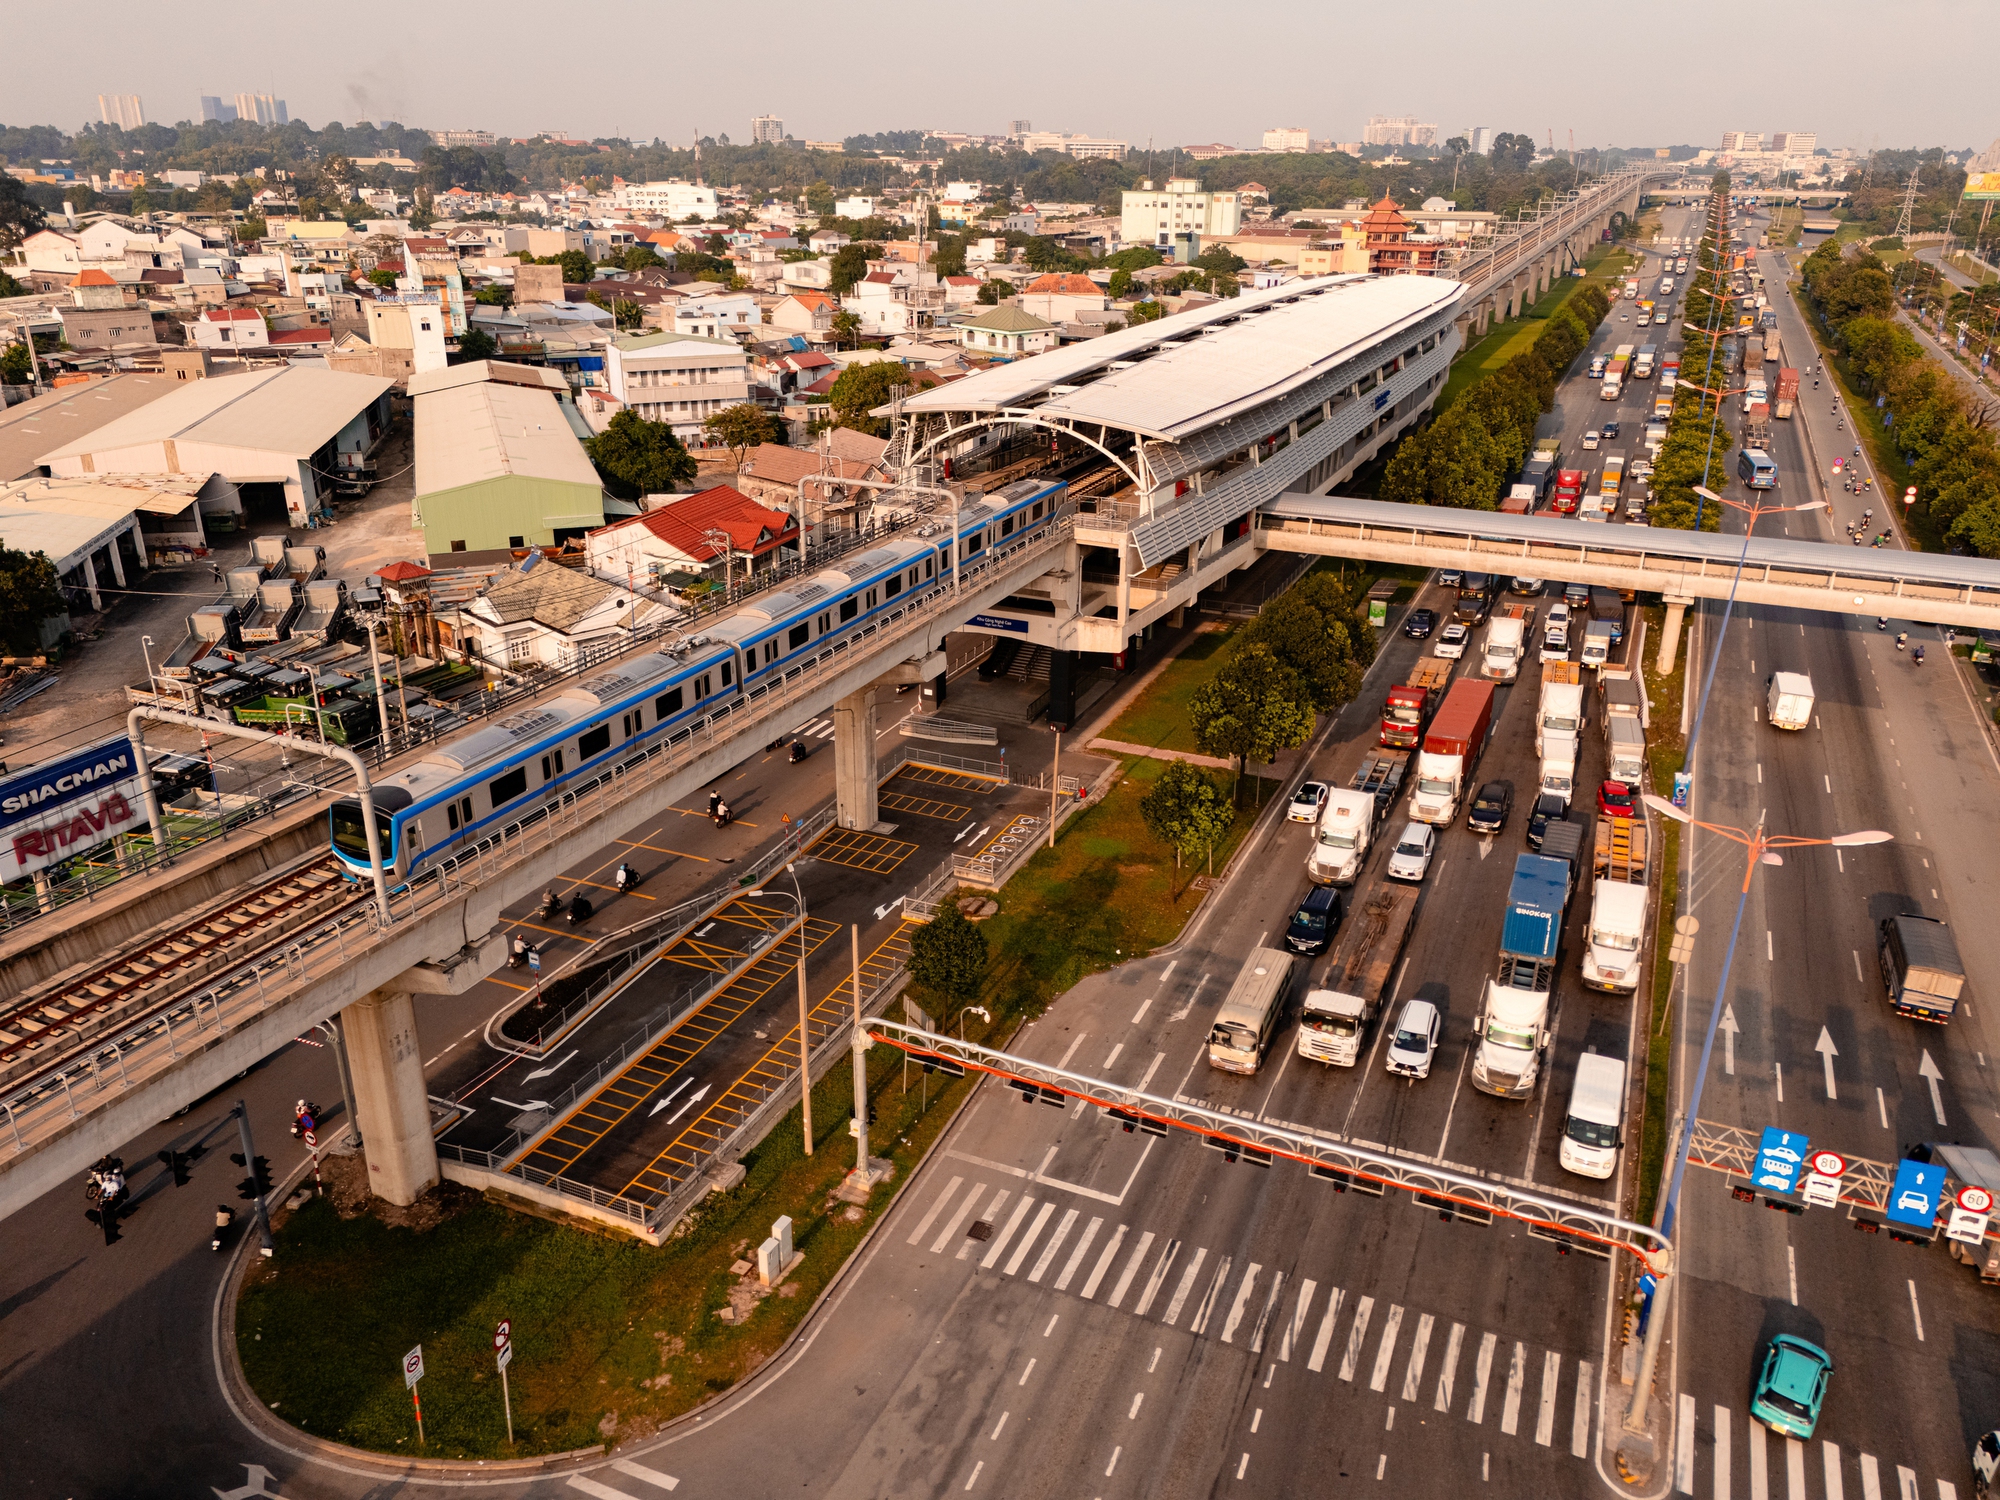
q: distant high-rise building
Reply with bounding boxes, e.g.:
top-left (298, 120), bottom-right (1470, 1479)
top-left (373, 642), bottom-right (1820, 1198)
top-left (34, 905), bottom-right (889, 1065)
top-left (233, 93), bottom-right (287, 127)
top-left (430, 128), bottom-right (496, 149)
top-left (200, 96), bottom-right (236, 123)
top-left (1007, 120), bottom-right (1032, 137)
top-left (98, 94), bottom-right (145, 131)
top-left (1262, 126), bottom-right (1310, 153)
top-left (750, 114), bottom-right (784, 145)
top-left (1363, 116), bottom-right (1438, 148)
top-left (1468, 126), bottom-right (1493, 156)
top-left (1767, 132), bottom-right (1816, 155)
top-left (1720, 130), bottom-right (1761, 153)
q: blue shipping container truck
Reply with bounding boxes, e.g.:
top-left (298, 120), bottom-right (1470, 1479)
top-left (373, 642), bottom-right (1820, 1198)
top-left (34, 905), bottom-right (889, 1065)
top-left (1495, 853), bottom-right (1574, 992)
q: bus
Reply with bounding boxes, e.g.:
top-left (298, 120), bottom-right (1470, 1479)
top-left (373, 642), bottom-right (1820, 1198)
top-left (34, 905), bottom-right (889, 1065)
top-left (1736, 448), bottom-right (1777, 490)
top-left (1208, 948), bottom-right (1296, 1074)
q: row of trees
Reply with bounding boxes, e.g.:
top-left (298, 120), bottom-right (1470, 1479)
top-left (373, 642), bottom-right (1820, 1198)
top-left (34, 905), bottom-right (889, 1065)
top-left (1801, 240), bottom-right (2000, 554)
top-left (1643, 183), bottom-right (1733, 531)
top-left (1377, 282), bottom-right (1613, 509)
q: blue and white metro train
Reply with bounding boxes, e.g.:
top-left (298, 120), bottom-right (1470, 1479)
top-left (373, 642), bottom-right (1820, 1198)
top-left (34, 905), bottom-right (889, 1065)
top-left (329, 476), bottom-right (1068, 881)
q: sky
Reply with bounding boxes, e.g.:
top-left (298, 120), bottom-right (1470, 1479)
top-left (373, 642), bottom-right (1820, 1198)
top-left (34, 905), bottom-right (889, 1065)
top-left (34, 0), bottom-right (1995, 156)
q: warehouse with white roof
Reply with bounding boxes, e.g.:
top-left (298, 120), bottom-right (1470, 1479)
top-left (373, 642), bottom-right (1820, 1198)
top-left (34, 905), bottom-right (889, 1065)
top-left (887, 273), bottom-right (1466, 717)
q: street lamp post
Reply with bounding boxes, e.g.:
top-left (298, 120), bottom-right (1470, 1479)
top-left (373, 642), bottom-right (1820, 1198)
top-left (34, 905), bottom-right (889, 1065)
top-left (139, 634), bottom-right (156, 694)
top-left (751, 865), bottom-right (815, 1156)
top-left (1621, 797), bottom-right (1890, 1442)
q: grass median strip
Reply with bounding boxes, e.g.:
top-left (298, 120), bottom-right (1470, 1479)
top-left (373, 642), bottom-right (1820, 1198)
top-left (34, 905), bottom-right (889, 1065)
top-left (1637, 603), bottom-right (1690, 1225)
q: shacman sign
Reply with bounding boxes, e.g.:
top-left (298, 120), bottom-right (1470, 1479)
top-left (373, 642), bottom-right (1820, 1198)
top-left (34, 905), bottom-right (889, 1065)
top-left (0, 736), bottom-right (146, 883)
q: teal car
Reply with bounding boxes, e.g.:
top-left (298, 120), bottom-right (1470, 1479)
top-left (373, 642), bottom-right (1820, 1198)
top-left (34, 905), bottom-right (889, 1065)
top-left (1750, 1334), bottom-right (1833, 1439)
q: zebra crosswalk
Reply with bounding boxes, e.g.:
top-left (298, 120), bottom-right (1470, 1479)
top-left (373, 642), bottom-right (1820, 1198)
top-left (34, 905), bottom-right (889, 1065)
top-left (1673, 1397), bottom-right (1959, 1500)
top-left (790, 718), bottom-right (837, 740)
top-left (903, 1174), bottom-right (1599, 1457)
top-left (905, 1174), bottom-right (1968, 1493)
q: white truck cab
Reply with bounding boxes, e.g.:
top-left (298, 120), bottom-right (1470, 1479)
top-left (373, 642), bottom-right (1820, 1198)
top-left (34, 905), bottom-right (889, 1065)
top-left (1558, 1051), bottom-right (1627, 1179)
top-left (1297, 989), bottom-right (1369, 1067)
top-left (1307, 789), bottom-right (1374, 887)
top-left (1580, 882), bottom-right (1648, 993)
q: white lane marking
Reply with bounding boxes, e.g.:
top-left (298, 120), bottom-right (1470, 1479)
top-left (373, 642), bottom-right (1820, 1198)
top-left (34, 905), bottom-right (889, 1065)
top-left (1854, 950), bottom-right (1865, 982)
top-left (1251, 1408), bottom-right (1262, 1433)
top-left (1129, 1392), bottom-right (1144, 1419)
top-left (1499, 1342), bottom-right (1526, 1436)
top-left (610, 1461), bottom-right (680, 1491)
top-left (1400, 1313), bottom-right (1435, 1403)
top-left (1018, 1358), bottom-right (1035, 1386)
top-left (1367, 1304), bottom-right (1405, 1392)
top-left (1051, 1215), bottom-right (1101, 1291)
top-left (1186, 1255), bottom-right (1232, 1337)
top-left (990, 1411), bottom-right (1008, 1440)
top-left (1044, 1315), bottom-right (1058, 1337)
top-left (1149, 1346), bottom-right (1161, 1374)
top-left (1137, 1052), bottom-right (1165, 1093)
top-left (932, 1183), bottom-right (991, 1254)
top-left (1105, 1446), bottom-right (1121, 1477)
top-left (1002, 1202), bottom-right (1055, 1276)
top-left (1825, 774), bottom-right (1832, 793)
top-left (1079, 1224), bottom-right (1128, 1299)
top-left (1026, 1212), bottom-right (1076, 1284)
top-left (1107, 1231), bottom-right (1154, 1308)
top-left (1307, 1287), bottom-right (1346, 1374)
top-left (1788, 1438), bottom-right (1808, 1500)
top-left (1132, 1238), bottom-right (1179, 1316)
top-left (1715, 1405), bottom-right (1731, 1500)
top-left (1675, 1392), bottom-right (1695, 1491)
top-left (570, 1481), bottom-right (640, 1500)
top-left (1877, 1088), bottom-right (1890, 1129)
top-left (1898, 1466), bottom-right (1921, 1500)
top-left (958, 1191), bottom-right (1009, 1260)
top-left (1467, 1331), bottom-right (1497, 1424)
top-left (907, 1176), bottom-right (964, 1245)
top-left (1572, 1362), bottom-right (1593, 1459)
top-left (1909, 1279), bottom-right (1925, 1341)
top-left (1535, 1352), bottom-right (1561, 1447)
top-left (1775, 1062), bottom-right (1785, 1103)
top-left (1248, 1270), bottom-right (1286, 1353)
top-left (1237, 1453), bottom-right (1250, 1480)
top-left (1130, 995), bottom-right (1153, 1025)
top-left (981, 1197), bottom-right (1034, 1269)
top-left (1338, 1295), bottom-right (1377, 1382)
top-left (1280, 1279), bottom-right (1318, 1362)
top-left (1435, 1323), bottom-right (1466, 1412)
top-left (1749, 1419), bottom-right (1769, 1500)
top-left (1056, 1033), bottom-right (1087, 1070)
top-left (1219, 1262), bottom-right (1262, 1344)
top-left (1767, 930), bottom-right (1774, 961)
top-left (1860, 1453), bottom-right (1882, 1500)
top-left (1103, 1042), bottom-right (1125, 1071)
top-left (1375, 1455), bottom-right (1386, 1481)
top-left (1161, 1246), bottom-right (1207, 1326)
top-left (1788, 1243), bottom-right (1798, 1306)
top-left (1823, 1442), bottom-right (1845, 1500)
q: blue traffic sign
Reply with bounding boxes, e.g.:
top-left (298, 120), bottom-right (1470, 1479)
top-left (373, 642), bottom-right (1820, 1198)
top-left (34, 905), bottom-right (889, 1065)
top-left (1886, 1158), bottom-right (1947, 1229)
top-left (1753, 1128), bottom-right (1810, 1194)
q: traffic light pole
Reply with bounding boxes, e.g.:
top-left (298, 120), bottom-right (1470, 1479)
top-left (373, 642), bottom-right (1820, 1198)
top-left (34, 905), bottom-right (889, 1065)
top-left (234, 1101), bottom-right (275, 1257)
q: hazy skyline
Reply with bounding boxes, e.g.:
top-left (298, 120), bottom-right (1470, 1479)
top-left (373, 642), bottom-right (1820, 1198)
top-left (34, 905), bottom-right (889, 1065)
top-left (22, 0), bottom-right (1993, 155)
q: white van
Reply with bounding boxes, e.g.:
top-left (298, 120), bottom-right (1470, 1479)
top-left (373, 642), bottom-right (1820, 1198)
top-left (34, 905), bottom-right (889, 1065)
top-left (1208, 948), bottom-right (1296, 1074)
top-left (1558, 1051), bottom-right (1626, 1179)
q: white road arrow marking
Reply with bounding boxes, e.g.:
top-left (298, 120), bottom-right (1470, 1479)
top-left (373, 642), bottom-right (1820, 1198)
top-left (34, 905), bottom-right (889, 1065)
top-left (213, 1464), bottom-right (283, 1499)
top-left (490, 1097), bottom-right (551, 1113)
top-left (664, 1084), bottom-right (710, 1127)
top-left (1720, 1005), bottom-right (1739, 1076)
top-left (953, 822), bottom-right (978, 844)
top-left (524, 1049), bottom-right (578, 1081)
top-left (1477, 838), bottom-right (1492, 861)
top-left (1918, 1050), bottom-right (1947, 1125)
top-left (648, 1076), bottom-right (695, 1118)
top-left (875, 896), bottom-right (906, 920)
top-left (1815, 1027), bottom-right (1839, 1100)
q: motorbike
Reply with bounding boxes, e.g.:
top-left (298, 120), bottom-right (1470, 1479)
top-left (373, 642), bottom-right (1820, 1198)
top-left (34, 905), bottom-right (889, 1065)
top-left (1897, 633), bottom-right (1908, 650)
top-left (508, 940), bottom-right (533, 970)
top-left (789, 739), bottom-right (809, 763)
top-left (567, 895), bottom-right (593, 926)
top-left (614, 862), bottom-right (639, 894)
top-left (713, 804), bottom-right (734, 830)
top-left (1914, 646), bottom-right (1926, 665)
top-left (212, 1205), bottom-right (234, 1252)
top-left (539, 890), bottom-right (562, 919)
top-left (1853, 445), bottom-right (1862, 457)
top-left (289, 1102), bottom-right (321, 1139)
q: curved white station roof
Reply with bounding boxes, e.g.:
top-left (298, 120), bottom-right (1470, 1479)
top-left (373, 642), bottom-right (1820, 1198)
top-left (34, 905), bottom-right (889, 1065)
top-left (900, 273), bottom-right (1464, 443)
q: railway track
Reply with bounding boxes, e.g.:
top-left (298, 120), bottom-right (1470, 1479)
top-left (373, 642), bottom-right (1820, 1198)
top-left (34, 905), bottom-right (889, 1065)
top-left (0, 856), bottom-right (353, 1074)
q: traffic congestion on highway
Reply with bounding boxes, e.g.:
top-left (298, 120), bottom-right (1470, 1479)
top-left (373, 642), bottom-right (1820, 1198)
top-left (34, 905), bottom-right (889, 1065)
top-left (4, 180), bottom-right (1999, 1500)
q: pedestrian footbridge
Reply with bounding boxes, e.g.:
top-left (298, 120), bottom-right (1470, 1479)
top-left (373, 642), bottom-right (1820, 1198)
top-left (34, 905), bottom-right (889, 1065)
top-left (1258, 495), bottom-right (2000, 637)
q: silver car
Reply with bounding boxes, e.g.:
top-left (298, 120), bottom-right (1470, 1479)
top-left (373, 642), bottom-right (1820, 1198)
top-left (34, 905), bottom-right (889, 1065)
top-left (1385, 821), bottom-right (1435, 882)
top-left (1385, 999), bottom-right (1441, 1079)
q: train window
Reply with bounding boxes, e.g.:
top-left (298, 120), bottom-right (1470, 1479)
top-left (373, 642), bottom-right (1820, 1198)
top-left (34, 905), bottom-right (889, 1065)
top-left (925, 558), bottom-right (934, 579)
top-left (1001, 515), bottom-right (1015, 537)
top-left (908, 568), bottom-right (919, 590)
top-left (655, 687), bottom-right (684, 718)
top-left (817, 611), bottom-right (832, 634)
top-left (694, 674), bottom-right (711, 699)
top-left (579, 723), bottom-right (612, 758)
top-left (865, 588), bottom-right (878, 609)
top-left (460, 797), bottom-right (474, 826)
top-left (788, 623), bottom-right (810, 650)
top-left (884, 573), bottom-right (902, 598)
top-left (446, 802), bottom-right (459, 831)
top-left (489, 767), bottom-right (528, 806)
top-left (720, 661), bottom-right (731, 687)
top-left (764, 640), bottom-right (780, 665)
top-left (1033, 501), bottom-right (1044, 521)
top-left (840, 597), bottom-right (858, 622)
top-left (963, 533), bottom-right (984, 559)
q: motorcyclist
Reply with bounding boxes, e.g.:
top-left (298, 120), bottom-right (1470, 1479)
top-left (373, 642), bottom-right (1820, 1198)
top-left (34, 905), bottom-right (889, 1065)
top-left (615, 861), bottom-right (636, 893)
top-left (568, 893), bottom-right (593, 925)
top-left (290, 1100), bottom-right (319, 1137)
top-left (714, 800), bottom-right (733, 829)
top-left (510, 934), bottom-right (530, 968)
top-left (541, 887), bottom-right (561, 917)
top-left (789, 739), bottom-right (808, 763)
top-left (1897, 632), bottom-right (1908, 649)
top-left (1914, 645), bottom-right (1925, 664)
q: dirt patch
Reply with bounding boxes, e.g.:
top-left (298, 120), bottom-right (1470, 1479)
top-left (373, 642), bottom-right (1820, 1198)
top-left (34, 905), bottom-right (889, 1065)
top-left (286, 1149), bottom-right (482, 1232)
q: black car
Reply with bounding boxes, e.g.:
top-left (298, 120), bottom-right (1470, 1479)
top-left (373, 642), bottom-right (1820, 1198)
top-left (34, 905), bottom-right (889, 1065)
top-left (1403, 607), bottom-right (1437, 639)
top-left (1526, 793), bottom-right (1569, 849)
top-left (1286, 885), bottom-right (1343, 955)
top-left (1466, 781), bottom-right (1514, 835)
top-left (1602, 420), bottom-right (1621, 440)
top-left (1563, 580), bottom-right (1591, 608)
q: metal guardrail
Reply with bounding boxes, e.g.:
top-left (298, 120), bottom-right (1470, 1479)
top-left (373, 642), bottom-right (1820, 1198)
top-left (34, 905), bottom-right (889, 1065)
top-left (0, 517), bottom-right (1078, 1161)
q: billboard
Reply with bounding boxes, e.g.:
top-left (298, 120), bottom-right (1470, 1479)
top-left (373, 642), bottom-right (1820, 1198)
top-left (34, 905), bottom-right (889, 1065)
top-left (0, 736), bottom-right (147, 883)
top-left (1965, 172), bottom-right (2000, 201)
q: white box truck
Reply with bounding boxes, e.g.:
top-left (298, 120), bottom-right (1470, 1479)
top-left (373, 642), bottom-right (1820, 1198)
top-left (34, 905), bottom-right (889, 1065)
top-left (1306, 789), bottom-right (1375, 887)
top-left (1557, 1052), bottom-right (1627, 1179)
top-left (1580, 882), bottom-right (1648, 994)
top-left (1767, 671), bottom-right (1814, 730)
top-left (1541, 738), bottom-right (1578, 806)
top-left (1608, 717), bottom-right (1646, 785)
top-left (1536, 666), bottom-right (1585, 756)
top-left (1483, 603), bottom-right (1532, 680)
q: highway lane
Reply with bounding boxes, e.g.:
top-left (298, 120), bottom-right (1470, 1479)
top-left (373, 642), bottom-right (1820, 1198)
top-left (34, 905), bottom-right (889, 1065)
top-left (1654, 210), bottom-right (2000, 1497)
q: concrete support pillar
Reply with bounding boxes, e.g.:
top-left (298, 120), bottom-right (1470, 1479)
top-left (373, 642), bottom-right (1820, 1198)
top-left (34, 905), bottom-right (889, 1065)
top-left (341, 986), bottom-right (438, 1206)
top-left (81, 551), bottom-right (102, 612)
top-left (833, 686), bottom-right (878, 831)
top-left (1656, 596), bottom-right (1691, 674)
top-left (106, 538), bottom-right (127, 589)
top-left (1116, 545), bottom-right (1131, 628)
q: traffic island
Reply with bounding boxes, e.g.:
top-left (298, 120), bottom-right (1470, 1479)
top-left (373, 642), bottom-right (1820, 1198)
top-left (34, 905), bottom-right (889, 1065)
top-left (229, 1042), bottom-right (978, 1462)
